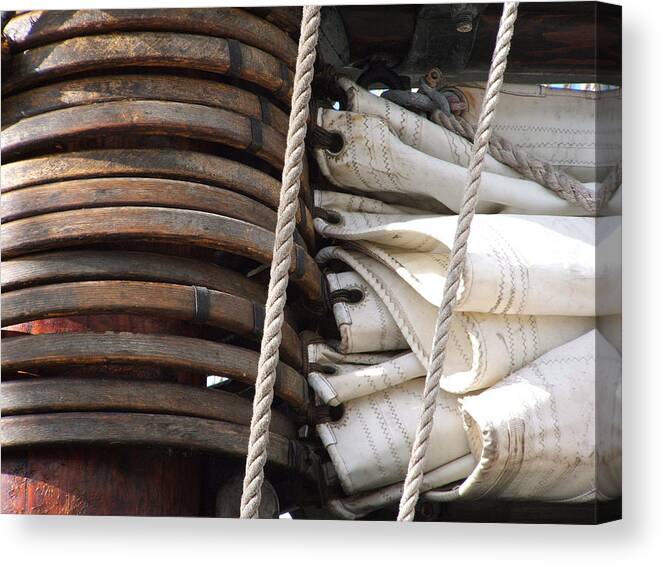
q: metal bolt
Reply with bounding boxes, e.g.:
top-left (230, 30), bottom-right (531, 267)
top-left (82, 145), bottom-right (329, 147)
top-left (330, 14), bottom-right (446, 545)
top-left (454, 13), bottom-right (474, 33)
top-left (424, 67), bottom-right (443, 89)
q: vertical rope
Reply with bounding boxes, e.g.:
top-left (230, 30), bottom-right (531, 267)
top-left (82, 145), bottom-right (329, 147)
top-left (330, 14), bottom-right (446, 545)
top-left (240, 5), bottom-right (321, 519)
top-left (397, 2), bottom-right (519, 522)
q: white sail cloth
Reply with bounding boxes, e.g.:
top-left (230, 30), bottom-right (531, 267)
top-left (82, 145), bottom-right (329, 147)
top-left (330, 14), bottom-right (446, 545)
top-left (315, 249), bottom-right (593, 395)
top-left (326, 270), bottom-right (409, 354)
top-left (309, 341), bottom-right (473, 495)
top-left (310, 81), bottom-right (620, 510)
top-left (336, 77), bottom-right (621, 185)
top-left (315, 193), bottom-right (619, 317)
top-left (430, 329), bottom-right (621, 503)
top-left (459, 82), bottom-right (622, 184)
top-left (314, 106), bottom-right (593, 216)
top-left (324, 330), bottom-right (621, 517)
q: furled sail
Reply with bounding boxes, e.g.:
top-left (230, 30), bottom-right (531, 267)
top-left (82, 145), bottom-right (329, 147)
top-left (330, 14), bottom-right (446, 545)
top-left (310, 78), bottom-right (621, 511)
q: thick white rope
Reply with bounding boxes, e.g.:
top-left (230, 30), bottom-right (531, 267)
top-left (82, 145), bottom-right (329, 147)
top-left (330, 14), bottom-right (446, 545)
top-left (397, 2), bottom-right (519, 522)
top-left (240, 5), bottom-right (321, 519)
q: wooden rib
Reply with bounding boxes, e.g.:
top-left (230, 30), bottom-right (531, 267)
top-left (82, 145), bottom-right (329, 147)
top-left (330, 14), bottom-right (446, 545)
top-left (0, 178), bottom-right (278, 227)
top-left (2, 32), bottom-right (293, 101)
top-left (1, 100), bottom-right (286, 170)
top-left (1, 250), bottom-right (298, 335)
top-left (4, 9), bottom-right (298, 69)
top-left (1, 250), bottom-right (265, 303)
top-left (0, 207), bottom-right (323, 304)
top-left (0, 177), bottom-right (310, 250)
top-left (248, 7), bottom-right (302, 36)
top-left (1, 74), bottom-right (289, 133)
top-left (1, 378), bottom-right (297, 439)
top-left (1, 280), bottom-right (303, 369)
top-left (0, 149), bottom-right (315, 231)
top-left (0, 412), bottom-right (291, 467)
top-left (1, 332), bottom-right (307, 408)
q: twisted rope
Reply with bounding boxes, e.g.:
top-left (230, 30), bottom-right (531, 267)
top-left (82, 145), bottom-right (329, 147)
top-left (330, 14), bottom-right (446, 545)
top-left (396, 2), bottom-right (520, 522)
top-left (431, 109), bottom-right (599, 213)
top-left (239, 5), bottom-right (321, 519)
top-left (597, 161), bottom-right (622, 209)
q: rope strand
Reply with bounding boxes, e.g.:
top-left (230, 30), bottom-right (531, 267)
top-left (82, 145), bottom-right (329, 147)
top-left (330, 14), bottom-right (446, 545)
top-left (239, 5), bottom-right (321, 519)
top-left (431, 110), bottom-right (599, 213)
top-left (397, 1), bottom-right (520, 522)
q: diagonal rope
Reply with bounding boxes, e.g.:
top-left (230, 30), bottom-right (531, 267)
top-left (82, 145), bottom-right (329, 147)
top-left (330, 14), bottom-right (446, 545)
top-left (239, 5), bottom-right (321, 519)
top-left (430, 109), bottom-right (599, 213)
top-left (396, 1), bottom-right (520, 522)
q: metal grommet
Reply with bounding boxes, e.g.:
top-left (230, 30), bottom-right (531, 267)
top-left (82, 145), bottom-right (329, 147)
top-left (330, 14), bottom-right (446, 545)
top-left (309, 363), bottom-right (337, 375)
top-left (314, 207), bottom-right (343, 225)
top-left (329, 288), bottom-right (364, 305)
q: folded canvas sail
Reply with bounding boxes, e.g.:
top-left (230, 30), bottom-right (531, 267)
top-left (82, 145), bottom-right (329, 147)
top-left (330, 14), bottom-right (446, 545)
top-left (316, 246), bottom-right (594, 394)
top-left (315, 108), bottom-right (592, 216)
top-left (312, 349), bottom-right (473, 495)
top-left (325, 330), bottom-right (621, 518)
top-left (432, 330), bottom-right (621, 502)
top-left (336, 77), bottom-right (621, 185)
top-left (315, 193), bottom-right (619, 317)
top-left (308, 78), bottom-right (621, 514)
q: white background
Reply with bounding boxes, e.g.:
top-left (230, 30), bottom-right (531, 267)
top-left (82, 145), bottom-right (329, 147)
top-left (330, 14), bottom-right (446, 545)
top-left (0, 0), bottom-right (658, 562)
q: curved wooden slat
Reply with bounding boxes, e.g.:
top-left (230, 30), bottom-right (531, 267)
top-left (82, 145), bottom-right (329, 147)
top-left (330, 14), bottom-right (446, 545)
top-left (1, 378), bottom-right (296, 439)
top-left (1, 250), bottom-right (266, 302)
top-left (1, 74), bottom-right (289, 134)
top-left (1, 251), bottom-right (299, 332)
top-left (248, 7), bottom-right (302, 36)
top-left (0, 207), bottom-right (323, 304)
top-left (0, 177), bottom-right (310, 249)
top-left (0, 149), bottom-right (314, 231)
top-left (1, 280), bottom-right (303, 369)
top-left (1, 100), bottom-right (286, 170)
top-left (2, 32), bottom-right (293, 101)
top-left (0, 177), bottom-right (277, 227)
top-left (5, 8), bottom-right (297, 69)
top-left (1, 332), bottom-right (308, 408)
top-left (1, 412), bottom-right (291, 467)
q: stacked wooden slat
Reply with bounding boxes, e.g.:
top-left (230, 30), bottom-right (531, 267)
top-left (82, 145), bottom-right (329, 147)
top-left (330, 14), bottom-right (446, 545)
top-left (1, 8), bottom-right (321, 517)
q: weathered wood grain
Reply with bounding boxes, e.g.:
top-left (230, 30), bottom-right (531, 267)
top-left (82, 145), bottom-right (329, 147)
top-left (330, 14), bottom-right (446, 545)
top-left (1, 378), bottom-right (296, 439)
top-left (1, 412), bottom-right (292, 466)
top-left (4, 8), bottom-right (297, 69)
top-left (0, 177), bottom-right (309, 251)
top-left (0, 149), bottom-right (314, 231)
top-left (248, 7), bottom-right (302, 37)
top-left (1, 250), bottom-right (266, 303)
top-left (0, 177), bottom-right (276, 227)
top-left (1, 74), bottom-right (289, 134)
top-left (1, 100), bottom-right (286, 171)
top-left (1, 207), bottom-right (323, 304)
top-left (4, 316), bottom-right (206, 343)
top-left (1, 332), bottom-right (307, 408)
top-left (2, 32), bottom-right (293, 101)
top-left (2, 447), bottom-right (203, 515)
top-left (1, 280), bottom-right (303, 368)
